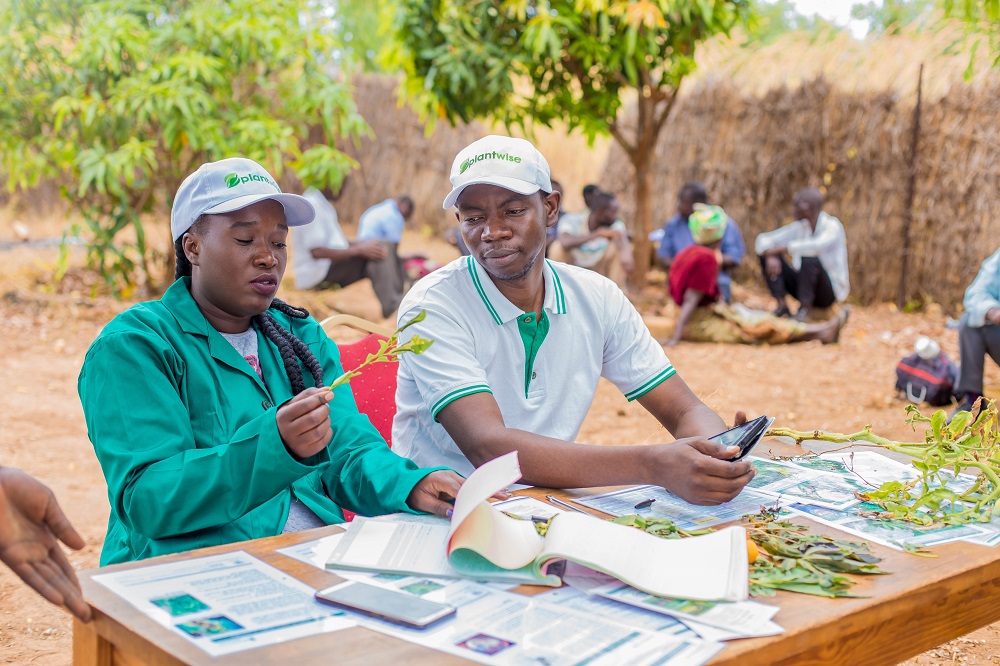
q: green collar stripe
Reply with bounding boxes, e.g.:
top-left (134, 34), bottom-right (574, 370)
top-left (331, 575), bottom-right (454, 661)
top-left (545, 260), bottom-right (567, 314)
top-left (625, 365), bottom-right (677, 401)
top-left (431, 384), bottom-right (493, 419)
top-left (467, 257), bottom-right (502, 325)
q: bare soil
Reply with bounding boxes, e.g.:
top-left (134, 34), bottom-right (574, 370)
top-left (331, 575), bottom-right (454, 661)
top-left (2, 224), bottom-right (999, 664)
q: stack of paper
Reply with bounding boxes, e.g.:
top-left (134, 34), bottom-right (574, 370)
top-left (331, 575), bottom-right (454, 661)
top-left (327, 451), bottom-right (750, 602)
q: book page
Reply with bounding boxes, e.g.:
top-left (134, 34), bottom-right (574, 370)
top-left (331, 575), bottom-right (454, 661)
top-left (537, 512), bottom-right (749, 601)
top-left (446, 451), bottom-right (548, 573)
top-left (450, 501), bottom-right (546, 571)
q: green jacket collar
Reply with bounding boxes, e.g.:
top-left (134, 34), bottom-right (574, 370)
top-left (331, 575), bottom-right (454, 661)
top-left (161, 277), bottom-right (275, 393)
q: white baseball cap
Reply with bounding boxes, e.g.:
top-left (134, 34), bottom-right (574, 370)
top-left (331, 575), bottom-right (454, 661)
top-left (170, 157), bottom-right (316, 240)
top-left (442, 135), bottom-right (552, 209)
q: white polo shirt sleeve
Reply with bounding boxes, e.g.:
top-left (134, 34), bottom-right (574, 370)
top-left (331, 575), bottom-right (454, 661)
top-left (599, 279), bottom-right (676, 401)
top-left (396, 305), bottom-right (493, 421)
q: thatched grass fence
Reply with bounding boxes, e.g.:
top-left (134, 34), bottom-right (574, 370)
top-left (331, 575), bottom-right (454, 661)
top-left (602, 76), bottom-right (1000, 307)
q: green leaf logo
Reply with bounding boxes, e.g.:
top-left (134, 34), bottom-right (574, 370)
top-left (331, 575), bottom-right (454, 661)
top-left (224, 173), bottom-right (240, 188)
top-left (459, 159), bottom-right (472, 174)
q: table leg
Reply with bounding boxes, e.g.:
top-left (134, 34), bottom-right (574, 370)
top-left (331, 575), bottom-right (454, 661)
top-left (73, 616), bottom-right (112, 666)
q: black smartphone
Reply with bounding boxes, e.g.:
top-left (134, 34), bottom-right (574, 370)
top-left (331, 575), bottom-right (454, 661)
top-left (315, 581), bottom-right (456, 629)
top-left (710, 415), bottom-right (775, 462)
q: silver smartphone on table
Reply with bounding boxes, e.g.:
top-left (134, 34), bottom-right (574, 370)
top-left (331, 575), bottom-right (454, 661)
top-left (315, 581), bottom-right (456, 629)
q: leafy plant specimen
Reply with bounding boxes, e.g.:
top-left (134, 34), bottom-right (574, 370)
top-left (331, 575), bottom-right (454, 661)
top-left (611, 508), bottom-right (885, 598)
top-left (769, 398), bottom-right (1000, 526)
top-left (329, 310), bottom-right (433, 389)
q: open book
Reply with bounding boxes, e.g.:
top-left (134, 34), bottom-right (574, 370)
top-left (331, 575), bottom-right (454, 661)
top-left (327, 452), bottom-right (749, 601)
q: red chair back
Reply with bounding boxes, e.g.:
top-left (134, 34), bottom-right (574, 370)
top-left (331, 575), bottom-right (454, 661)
top-left (336, 333), bottom-right (398, 449)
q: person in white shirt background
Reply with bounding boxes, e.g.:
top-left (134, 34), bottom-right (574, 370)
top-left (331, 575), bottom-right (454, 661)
top-left (754, 188), bottom-right (850, 321)
top-left (291, 188), bottom-right (406, 319)
top-left (547, 190), bottom-right (634, 290)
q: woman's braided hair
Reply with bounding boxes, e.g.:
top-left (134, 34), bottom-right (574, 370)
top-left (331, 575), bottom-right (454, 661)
top-left (175, 217), bottom-right (324, 394)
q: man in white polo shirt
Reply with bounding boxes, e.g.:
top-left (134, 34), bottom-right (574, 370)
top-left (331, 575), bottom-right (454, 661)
top-left (392, 136), bottom-right (755, 505)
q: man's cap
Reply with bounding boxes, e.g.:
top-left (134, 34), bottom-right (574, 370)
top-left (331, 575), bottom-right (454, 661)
top-left (688, 204), bottom-right (728, 245)
top-left (442, 135), bottom-right (552, 209)
top-left (171, 157), bottom-right (315, 241)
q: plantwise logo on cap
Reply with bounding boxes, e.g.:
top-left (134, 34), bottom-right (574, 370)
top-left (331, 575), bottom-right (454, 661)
top-left (224, 172), bottom-right (279, 190)
top-left (459, 151), bottom-right (522, 175)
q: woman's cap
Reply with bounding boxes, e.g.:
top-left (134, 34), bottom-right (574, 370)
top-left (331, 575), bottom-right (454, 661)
top-left (171, 157), bottom-right (316, 241)
top-left (688, 203), bottom-right (728, 245)
top-left (442, 135), bottom-right (552, 209)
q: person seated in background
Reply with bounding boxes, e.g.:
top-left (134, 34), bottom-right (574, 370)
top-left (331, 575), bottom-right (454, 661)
top-left (291, 188), bottom-right (405, 319)
top-left (358, 194), bottom-right (440, 285)
top-left (954, 247), bottom-right (1000, 414)
top-left (658, 182), bottom-right (745, 304)
top-left (392, 134), bottom-right (755, 506)
top-left (547, 191), bottom-right (634, 289)
top-left (357, 194), bottom-right (414, 243)
top-left (79, 158), bottom-right (466, 565)
top-left (664, 204), bottom-right (848, 347)
top-left (0, 466), bottom-right (91, 622)
top-left (755, 188), bottom-right (849, 321)
top-left (582, 183), bottom-right (601, 210)
top-left (545, 179), bottom-right (567, 251)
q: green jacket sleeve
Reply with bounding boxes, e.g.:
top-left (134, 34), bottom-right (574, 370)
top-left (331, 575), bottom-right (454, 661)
top-left (306, 325), bottom-right (448, 516)
top-left (79, 329), bottom-right (321, 540)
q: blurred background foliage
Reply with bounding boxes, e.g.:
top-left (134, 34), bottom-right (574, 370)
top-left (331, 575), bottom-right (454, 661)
top-left (0, 0), bottom-right (369, 294)
top-left (0, 0), bottom-right (997, 296)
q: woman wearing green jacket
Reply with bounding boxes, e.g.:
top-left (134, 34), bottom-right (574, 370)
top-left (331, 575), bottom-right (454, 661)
top-left (79, 158), bottom-right (465, 565)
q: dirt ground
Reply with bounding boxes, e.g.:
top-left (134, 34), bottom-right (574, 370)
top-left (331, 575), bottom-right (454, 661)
top-left (2, 217), bottom-right (1000, 664)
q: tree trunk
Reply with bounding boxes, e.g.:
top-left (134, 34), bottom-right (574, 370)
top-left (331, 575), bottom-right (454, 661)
top-left (630, 154), bottom-right (653, 289)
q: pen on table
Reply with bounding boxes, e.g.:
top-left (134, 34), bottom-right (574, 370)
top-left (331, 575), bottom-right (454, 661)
top-left (544, 495), bottom-right (589, 514)
top-left (633, 498), bottom-right (657, 510)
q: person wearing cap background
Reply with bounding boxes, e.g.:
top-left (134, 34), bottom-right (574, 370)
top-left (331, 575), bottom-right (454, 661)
top-left (657, 182), bottom-right (746, 304)
top-left (78, 157), bottom-right (467, 565)
top-left (392, 135), bottom-right (756, 505)
top-left (664, 204), bottom-right (848, 347)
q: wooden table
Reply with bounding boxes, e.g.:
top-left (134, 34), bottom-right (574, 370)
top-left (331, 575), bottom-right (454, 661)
top-left (75, 480), bottom-right (1000, 666)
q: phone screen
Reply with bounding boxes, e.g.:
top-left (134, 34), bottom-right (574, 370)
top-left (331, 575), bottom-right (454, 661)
top-left (315, 582), bottom-right (456, 628)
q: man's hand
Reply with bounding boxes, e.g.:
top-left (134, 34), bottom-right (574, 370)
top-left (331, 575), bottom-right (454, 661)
top-left (644, 437), bottom-right (755, 505)
top-left (353, 240), bottom-right (388, 261)
top-left (277, 387), bottom-right (333, 459)
top-left (987, 308), bottom-right (1000, 326)
top-left (0, 468), bottom-right (91, 622)
top-left (406, 471), bottom-right (465, 517)
top-left (764, 254), bottom-right (782, 280)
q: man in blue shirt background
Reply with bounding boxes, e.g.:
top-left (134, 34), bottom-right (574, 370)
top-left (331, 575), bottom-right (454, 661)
top-left (955, 247), bottom-right (1000, 414)
top-left (357, 195), bottom-right (414, 243)
top-left (657, 182), bottom-right (745, 303)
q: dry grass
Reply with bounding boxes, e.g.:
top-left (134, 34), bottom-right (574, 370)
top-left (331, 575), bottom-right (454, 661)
top-left (604, 68), bottom-right (1000, 307)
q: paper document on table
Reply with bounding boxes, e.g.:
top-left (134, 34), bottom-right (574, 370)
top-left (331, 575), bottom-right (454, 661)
top-left (350, 582), bottom-right (723, 666)
top-left (788, 501), bottom-right (989, 550)
top-left (325, 513), bottom-right (548, 585)
top-left (491, 495), bottom-right (565, 520)
top-left (329, 452), bottom-right (750, 601)
top-left (92, 551), bottom-right (354, 656)
top-left (748, 457), bottom-right (864, 509)
top-left (571, 485), bottom-right (783, 530)
top-left (276, 532), bottom-right (344, 569)
top-left (591, 582), bottom-right (782, 639)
